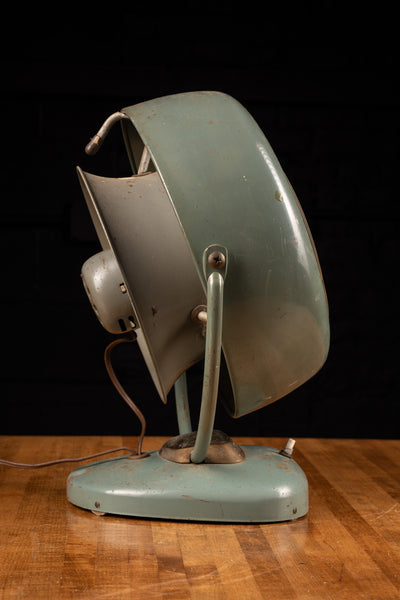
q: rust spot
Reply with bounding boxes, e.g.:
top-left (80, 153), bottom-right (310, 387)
top-left (95, 501), bottom-right (101, 509)
top-left (293, 507), bottom-right (297, 514)
top-left (151, 306), bottom-right (159, 316)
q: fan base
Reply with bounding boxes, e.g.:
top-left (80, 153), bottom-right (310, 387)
top-left (67, 445), bottom-right (308, 523)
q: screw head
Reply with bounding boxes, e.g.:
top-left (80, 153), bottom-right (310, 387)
top-left (208, 251), bottom-right (226, 269)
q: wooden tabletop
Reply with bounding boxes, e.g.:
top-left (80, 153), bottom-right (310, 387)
top-left (1, 435), bottom-right (399, 599)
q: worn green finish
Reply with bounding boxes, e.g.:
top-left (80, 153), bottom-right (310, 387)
top-left (121, 91), bottom-right (329, 418)
top-left (190, 246), bottom-right (226, 464)
top-left (67, 446), bottom-right (308, 523)
top-left (174, 372), bottom-right (192, 435)
top-left (72, 91), bottom-right (330, 522)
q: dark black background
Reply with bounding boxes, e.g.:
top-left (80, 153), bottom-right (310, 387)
top-left (2, 3), bottom-right (399, 439)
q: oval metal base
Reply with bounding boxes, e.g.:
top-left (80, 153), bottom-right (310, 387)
top-left (67, 445), bottom-right (308, 523)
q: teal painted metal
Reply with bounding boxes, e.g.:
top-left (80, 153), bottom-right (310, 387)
top-left (67, 445), bottom-right (308, 522)
top-left (71, 91), bottom-right (332, 522)
top-left (190, 245), bottom-right (227, 463)
top-left (174, 372), bottom-right (192, 435)
top-left (121, 91), bottom-right (330, 418)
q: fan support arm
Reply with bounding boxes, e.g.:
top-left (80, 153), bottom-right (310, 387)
top-left (190, 245), bottom-right (227, 464)
top-left (67, 244), bottom-right (309, 521)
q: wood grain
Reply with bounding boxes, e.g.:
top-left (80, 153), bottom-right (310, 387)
top-left (1, 436), bottom-right (399, 599)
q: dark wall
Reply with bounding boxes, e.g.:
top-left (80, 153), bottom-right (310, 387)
top-left (2, 4), bottom-right (399, 439)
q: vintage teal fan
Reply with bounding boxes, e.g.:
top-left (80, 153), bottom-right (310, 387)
top-left (67, 91), bottom-right (329, 522)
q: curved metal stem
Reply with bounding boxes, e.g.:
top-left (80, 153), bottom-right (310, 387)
top-left (190, 271), bottom-right (224, 463)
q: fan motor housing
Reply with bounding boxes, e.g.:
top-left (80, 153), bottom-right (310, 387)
top-left (81, 250), bottom-right (136, 334)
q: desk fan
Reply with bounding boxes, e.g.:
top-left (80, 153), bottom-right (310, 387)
top-left (67, 91), bottom-right (329, 522)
